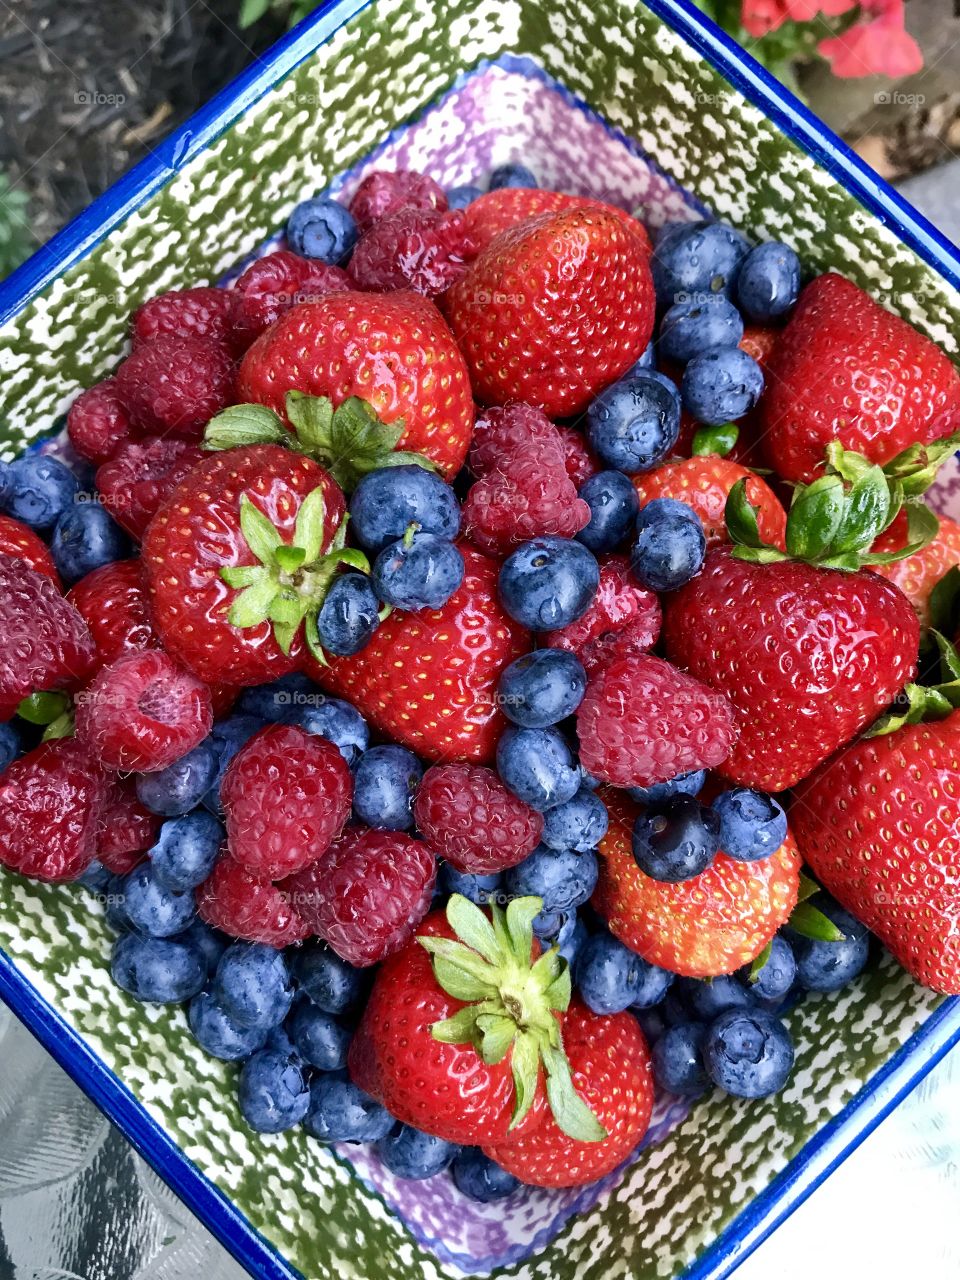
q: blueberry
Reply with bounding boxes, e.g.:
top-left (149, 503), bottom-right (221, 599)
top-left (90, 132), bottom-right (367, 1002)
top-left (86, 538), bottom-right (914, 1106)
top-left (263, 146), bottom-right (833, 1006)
top-left (452, 1148), bottom-right (519, 1201)
top-left (652, 1022), bottom-right (708, 1095)
top-left (659, 295), bottom-right (744, 364)
top-left (634, 1006), bottom-right (667, 1046)
top-left (790, 898), bottom-right (869, 993)
top-left (576, 931), bottom-right (668, 1015)
top-left (237, 674), bottom-right (318, 722)
top-left (214, 943), bottom-right (294, 1031)
top-left (505, 845), bottom-right (598, 916)
top-left (631, 957), bottom-right (674, 1009)
top-left (287, 196), bottom-right (358, 263)
top-left (703, 1007), bottom-right (794, 1098)
top-left (288, 999), bottom-right (352, 1070)
top-left (681, 347), bottom-right (763, 426)
top-left (188, 991), bottom-right (269, 1060)
top-left (51, 502), bottom-right (128, 584)
top-left (201, 716), bottom-right (266, 813)
top-left (76, 860), bottom-right (111, 894)
top-left (263, 1024), bottom-right (301, 1061)
top-left (353, 744), bottom-right (422, 830)
top-left (736, 241), bottom-right (801, 322)
top-left (0, 722), bottom-right (20, 773)
top-left (586, 374), bottom-right (680, 474)
top-left (576, 470), bottom-right (640, 554)
top-left (628, 769), bottom-right (706, 807)
top-left (0, 459), bottom-right (10, 507)
top-left (678, 975), bottom-right (756, 1021)
top-left (498, 537), bottom-right (600, 631)
top-left (535, 910), bottom-right (587, 967)
top-left (294, 943), bottom-right (365, 1015)
top-left (349, 465), bottom-right (461, 554)
top-left (148, 810), bottom-right (224, 892)
top-left (123, 864), bottom-right (196, 937)
top-left (497, 649), bottom-right (587, 729)
top-left (372, 532), bottom-right (464, 611)
top-left (713, 788), bottom-right (788, 862)
top-left (111, 933), bottom-right (206, 1004)
top-left (631, 497), bottom-right (706, 592)
top-left (376, 1125), bottom-right (459, 1179)
top-left (628, 341), bottom-right (656, 371)
top-left (2, 455), bottom-right (79, 529)
top-left (103, 874), bottom-right (135, 933)
top-left (446, 184), bottom-right (484, 209)
top-left (438, 864), bottom-right (503, 907)
top-left (541, 786), bottom-right (608, 852)
top-left (305, 1076), bottom-right (396, 1143)
top-left (286, 696), bottom-right (368, 767)
top-left (177, 920), bottom-right (229, 977)
top-left (136, 738), bottom-right (220, 816)
top-left (651, 220), bottom-right (749, 305)
top-left (316, 573), bottom-right (381, 656)
top-left (238, 1050), bottom-right (311, 1133)
top-left (496, 726), bottom-right (580, 810)
top-left (488, 163), bottom-right (537, 190)
top-left (632, 796), bottom-right (720, 882)
top-left (741, 935), bottom-right (796, 1005)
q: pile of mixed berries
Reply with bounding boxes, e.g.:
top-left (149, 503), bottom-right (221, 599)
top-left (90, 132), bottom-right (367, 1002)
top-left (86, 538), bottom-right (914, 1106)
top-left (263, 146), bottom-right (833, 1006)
top-left (2, 157), bottom-right (960, 1196)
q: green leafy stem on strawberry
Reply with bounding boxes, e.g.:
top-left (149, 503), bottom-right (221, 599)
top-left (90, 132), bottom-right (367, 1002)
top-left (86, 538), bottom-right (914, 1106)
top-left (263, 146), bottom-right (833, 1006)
top-left (419, 893), bottom-right (606, 1144)
top-left (869, 627), bottom-right (960, 736)
top-left (747, 873), bottom-right (845, 983)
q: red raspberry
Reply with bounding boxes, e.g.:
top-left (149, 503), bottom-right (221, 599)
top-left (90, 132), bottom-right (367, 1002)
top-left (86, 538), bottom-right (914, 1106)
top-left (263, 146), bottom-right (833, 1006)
top-left (197, 851), bottom-right (312, 947)
top-left (75, 650), bottom-right (213, 773)
top-left (469, 403), bottom-right (564, 478)
top-left (232, 251), bottom-right (352, 346)
top-left (282, 828), bottom-right (436, 967)
top-left (132, 287), bottom-right (241, 354)
top-left (0, 514), bottom-right (60, 583)
top-left (97, 775), bottom-right (161, 874)
top-left (0, 558), bottom-right (95, 720)
top-left (96, 436), bottom-right (202, 539)
top-left (113, 336), bottom-right (235, 439)
top-left (462, 442), bottom-right (590, 556)
top-left (221, 724), bottom-right (353, 879)
top-left (349, 209), bottom-right (475, 296)
top-left (348, 169), bottom-right (447, 232)
top-left (0, 739), bottom-right (106, 882)
top-left (67, 560), bottom-right (159, 670)
top-left (544, 556), bottom-right (661, 675)
top-left (67, 378), bottom-right (133, 465)
top-left (555, 426), bottom-right (601, 487)
top-left (413, 763), bottom-right (542, 873)
top-left (577, 654), bottom-right (736, 788)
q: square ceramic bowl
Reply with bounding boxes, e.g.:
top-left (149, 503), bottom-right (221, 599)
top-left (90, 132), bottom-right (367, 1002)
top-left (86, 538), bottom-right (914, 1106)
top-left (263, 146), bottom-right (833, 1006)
top-left (1, 2), bottom-right (960, 1278)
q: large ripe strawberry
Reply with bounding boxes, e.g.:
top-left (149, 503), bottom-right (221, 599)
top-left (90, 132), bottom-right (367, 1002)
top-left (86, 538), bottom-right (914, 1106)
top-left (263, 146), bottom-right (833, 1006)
top-left (633, 455), bottom-right (786, 550)
top-left (310, 543), bottom-right (529, 764)
top-left (762, 273), bottom-right (960, 483)
top-left (871, 507), bottom-right (960, 627)
top-left (235, 291), bottom-right (473, 479)
top-left (0, 514), bottom-right (60, 583)
top-left (464, 188), bottom-right (652, 255)
top-left (445, 205), bottom-right (655, 417)
top-left (594, 793), bottom-right (801, 976)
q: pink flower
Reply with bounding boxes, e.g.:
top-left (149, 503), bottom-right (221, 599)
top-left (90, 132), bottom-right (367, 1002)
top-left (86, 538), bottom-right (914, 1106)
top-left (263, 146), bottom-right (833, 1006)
top-left (818, 0), bottom-right (923, 77)
top-left (741, 0), bottom-right (856, 38)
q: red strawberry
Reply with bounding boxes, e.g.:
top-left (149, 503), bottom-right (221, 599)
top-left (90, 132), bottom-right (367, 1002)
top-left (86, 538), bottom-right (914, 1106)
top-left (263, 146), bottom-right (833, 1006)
top-left (871, 508), bottom-right (960, 627)
top-left (311, 544), bottom-right (530, 763)
top-left (132, 287), bottom-right (241, 355)
top-left (348, 169), bottom-right (447, 231)
top-left (739, 324), bottom-right (779, 371)
top-left (413, 763), bottom-right (543, 873)
top-left (197, 851), bottom-right (312, 947)
top-left (231, 251), bottom-right (352, 346)
top-left (633, 456), bottom-right (787, 550)
top-left (464, 188), bottom-right (651, 256)
top-left (236, 291), bottom-right (473, 479)
top-left (762, 274), bottom-right (960, 483)
top-left (445, 206), bottom-right (655, 417)
top-left (97, 775), bottom-right (161, 875)
top-left (66, 378), bottom-right (133, 465)
top-left (142, 444), bottom-right (346, 686)
top-left (221, 724), bottom-right (353, 879)
top-left (67, 560), bottom-right (159, 670)
top-left (544, 555), bottom-right (661, 676)
top-left (462, 442), bottom-right (591, 555)
top-left (96, 437), bottom-right (203, 540)
top-left (0, 514), bottom-right (60, 583)
top-left (348, 208), bottom-right (476, 296)
top-left (483, 1001), bottom-right (653, 1188)
top-left (114, 335), bottom-right (236, 439)
top-left (594, 792), bottom-right (801, 976)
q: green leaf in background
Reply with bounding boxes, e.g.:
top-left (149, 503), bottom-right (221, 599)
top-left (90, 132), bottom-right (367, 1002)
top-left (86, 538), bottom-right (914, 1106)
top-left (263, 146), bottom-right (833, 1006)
top-left (0, 173), bottom-right (32, 280)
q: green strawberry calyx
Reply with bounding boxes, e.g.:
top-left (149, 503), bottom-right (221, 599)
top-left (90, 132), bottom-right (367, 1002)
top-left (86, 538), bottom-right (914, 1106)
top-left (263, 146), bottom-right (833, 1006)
top-left (783, 873), bottom-right (846, 944)
top-left (203, 391), bottom-right (437, 493)
top-left (868, 628), bottom-right (960, 737)
top-left (692, 422), bottom-right (739, 458)
top-left (418, 894), bottom-right (607, 1144)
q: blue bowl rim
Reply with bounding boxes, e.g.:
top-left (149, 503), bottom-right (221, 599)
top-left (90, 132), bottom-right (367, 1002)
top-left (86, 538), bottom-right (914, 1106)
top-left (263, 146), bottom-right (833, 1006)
top-left (1, 2), bottom-right (959, 1278)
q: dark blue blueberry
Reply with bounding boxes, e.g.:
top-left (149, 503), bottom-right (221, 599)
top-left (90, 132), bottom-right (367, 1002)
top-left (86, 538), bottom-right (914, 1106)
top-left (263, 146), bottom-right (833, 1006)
top-left (628, 341), bottom-right (656, 371)
top-left (286, 696), bottom-right (368, 767)
top-left (713, 788), bottom-right (788, 862)
top-left (628, 769), bottom-right (706, 807)
top-left (498, 536), bottom-right (599, 631)
top-left (631, 957), bottom-right (675, 1010)
top-left (349, 465), bottom-right (461, 554)
top-left (2, 455), bottom-right (79, 529)
top-left (316, 573), bottom-right (381, 656)
top-left (201, 716), bottom-right (266, 813)
top-left (0, 721), bottom-right (20, 773)
top-left (353, 744), bottom-right (422, 830)
top-left (123, 864), bottom-right (196, 937)
top-left (541, 786), bottom-right (608, 852)
top-left (740, 935), bottom-right (796, 1005)
top-left (188, 991), bottom-right (269, 1060)
top-left (632, 796), bottom-right (720, 882)
top-left (263, 1024), bottom-right (301, 1061)
top-left (630, 497), bottom-right (706, 592)
top-left (446, 184), bottom-right (484, 209)
top-left (658, 295), bottom-right (744, 364)
top-left (681, 347), bottom-right (763, 425)
top-left (50, 502), bottom-right (128, 584)
top-left (452, 1148), bottom-right (520, 1201)
top-left (488, 163), bottom-right (537, 190)
top-left (288, 999), bottom-right (352, 1070)
top-left (305, 1076), bottom-right (396, 1143)
top-left (176, 920), bottom-right (229, 977)
top-left (496, 726), bottom-right (580, 811)
top-left (372, 532), bottom-right (464, 611)
top-left (238, 1050), bottom-right (311, 1133)
top-left (678, 975), bottom-right (756, 1021)
top-left (497, 649), bottom-right (586, 729)
top-left (103, 874), bottom-right (135, 933)
top-left (76, 860), bottom-right (112, 894)
top-left (214, 943), bottom-right (294, 1031)
top-left (651, 220), bottom-right (749, 305)
top-left (135, 737), bottom-right (220, 816)
top-left (376, 1125), bottom-right (459, 1180)
top-left (634, 1006), bottom-right (668, 1047)
top-left (148, 811), bottom-right (224, 892)
top-left (287, 197), bottom-right (358, 263)
top-left (651, 1022), bottom-right (708, 1095)
top-left (439, 864), bottom-right (503, 907)
top-left (236, 674), bottom-right (318, 722)
top-left (111, 933), bottom-right (206, 1004)
top-left (534, 910), bottom-right (587, 967)
top-left (790, 898), bottom-right (869, 993)
top-left (505, 845), bottom-right (599, 916)
top-left (0, 459), bottom-right (10, 507)
top-left (736, 241), bottom-right (801, 322)
top-left (661, 987), bottom-right (693, 1027)
top-left (576, 470), bottom-right (640, 554)
top-left (703, 1007), bottom-right (794, 1098)
top-left (294, 943), bottom-right (365, 1015)
top-left (586, 374), bottom-right (680, 474)
top-left (576, 931), bottom-right (670, 1015)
